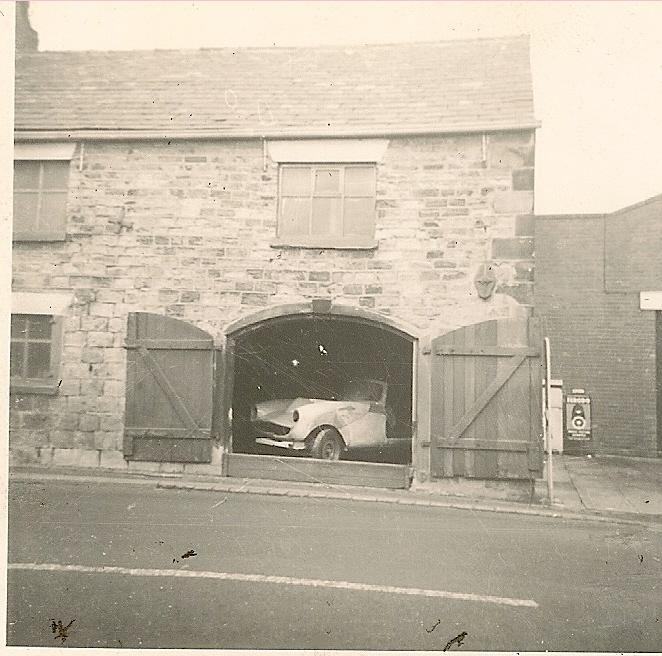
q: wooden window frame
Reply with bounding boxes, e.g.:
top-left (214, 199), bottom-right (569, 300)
top-left (274, 163), bottom-right (378, 249)
top-left (10, 314), bottom-right (64, 395)
top-left (13, 160), bottom-right (70, 242)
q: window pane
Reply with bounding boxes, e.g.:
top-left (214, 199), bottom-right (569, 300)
top-left (281, 167), bottom-right (310, 196)
top-left (39, 192), bottom-right (68, 231)
top-left (26, 342), bottom-right (52, 379)
top-left (280, 197), bottom-right (310, 236)
top-left (312, 197), bottom-right (341, 235)
top-left (344, 198), bottom-right (375, 236)
top-left (11, 315), bottom-right (28, 338)
top-left (42, 161), bottom-right (70, 189)
top-left (10, 342), bottom-right (25, 378)
top-left (28, 315), bottom-right (52, 340)
top-left (314, 169), bottom-right (340, 194)
top-left (14, 161), bottom-right (40, 190)
top-left (13, 192), bottom-right (39, 232)
top-left (345, 166), bottom-right (376, 196)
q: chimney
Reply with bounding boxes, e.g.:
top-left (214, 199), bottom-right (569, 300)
top-left (15, 1), bottom-right (38, 52)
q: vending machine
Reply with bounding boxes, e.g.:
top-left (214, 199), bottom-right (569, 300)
top-left (548, 379), bottom-right (564, 454)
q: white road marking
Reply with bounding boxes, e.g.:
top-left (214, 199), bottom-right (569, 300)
top-left (9, 562), bottom-right (538, 608)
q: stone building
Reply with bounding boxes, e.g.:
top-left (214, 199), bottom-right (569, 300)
top-left (11, 35), bottom-right (543, 487)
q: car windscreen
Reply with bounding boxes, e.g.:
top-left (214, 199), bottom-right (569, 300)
top-left (342, 380), bottom-right (384, 403)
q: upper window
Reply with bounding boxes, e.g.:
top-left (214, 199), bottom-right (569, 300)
top-left (13, 159), bottom-right (70, 241)
top-left (277, 164), bottom-right (377, 248)
top-left (10, 314), bottom-right (63, 394)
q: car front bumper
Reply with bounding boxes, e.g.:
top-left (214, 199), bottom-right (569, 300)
top-left (255, 438), bottom-right (307, 450)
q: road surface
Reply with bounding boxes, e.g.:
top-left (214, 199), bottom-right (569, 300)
top-left (7, 478), bottom-right (662, 650)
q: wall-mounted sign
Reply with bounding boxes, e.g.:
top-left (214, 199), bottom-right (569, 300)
top-left (640, 291), bottom-right (662, 310)
top-left (565, 390), bottom-right (592, 453)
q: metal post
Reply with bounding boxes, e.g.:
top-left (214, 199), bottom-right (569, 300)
top-left (544, 337), bottom-right (554, 505)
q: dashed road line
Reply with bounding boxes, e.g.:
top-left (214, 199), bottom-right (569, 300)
top-left (8, 562), bottom-right (538, 608)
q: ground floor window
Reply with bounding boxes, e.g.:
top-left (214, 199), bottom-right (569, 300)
top-left (10, 314), bottom-right (63, 394)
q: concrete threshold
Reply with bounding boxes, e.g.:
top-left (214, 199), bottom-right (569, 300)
top-left (9, 465), bottom-right (661, 529)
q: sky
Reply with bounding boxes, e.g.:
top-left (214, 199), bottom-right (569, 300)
top-left (24, 1), bottom-right (662, 214)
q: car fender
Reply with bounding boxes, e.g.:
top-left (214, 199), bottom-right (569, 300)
top-left (288, 409), bottom-right (343, 443)
top-left (304, 424), bottom-right (348, 450)
top-left (295, 402), bottom-right (368, 435)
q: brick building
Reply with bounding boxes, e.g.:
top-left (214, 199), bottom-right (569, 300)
top-left (535, 194), bottom-right (662, 458)
top-left (11, 35), bottom-right (544, 486)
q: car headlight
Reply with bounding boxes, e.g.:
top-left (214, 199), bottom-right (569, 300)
top-left (292, 410), bottom-right (299, 422)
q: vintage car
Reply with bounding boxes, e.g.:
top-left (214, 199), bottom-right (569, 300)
top-left (250, 379), bottom-right (395, 460)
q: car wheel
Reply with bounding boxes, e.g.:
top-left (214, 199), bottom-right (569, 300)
top-left (309, 428), bottom-right (343, 461)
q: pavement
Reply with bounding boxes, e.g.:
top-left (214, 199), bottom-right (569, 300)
top-left (9, 453), bottom-right (662, 526)
top-left (547, 454), bottom-right (662, 521)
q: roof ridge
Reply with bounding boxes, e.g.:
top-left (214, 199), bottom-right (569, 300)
top-left (17, 34), bottom-right (530, 57)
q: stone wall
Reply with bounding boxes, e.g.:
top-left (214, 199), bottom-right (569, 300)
top-left (10, 131), bottom-right (535, 466)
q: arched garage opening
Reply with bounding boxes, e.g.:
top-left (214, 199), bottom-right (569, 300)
top-left (225, 305), bottom-right (416, 487)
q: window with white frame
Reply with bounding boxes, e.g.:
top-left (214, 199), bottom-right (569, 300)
top-left (10, 314), bottom-right (63, 394)
top-left (277, 164), bottom-right (377, 247)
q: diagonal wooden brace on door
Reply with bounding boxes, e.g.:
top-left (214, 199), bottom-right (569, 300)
top-left (138, 346), bottom-right (204, 438)
top-left (447, 354), bottom-right (527, 442)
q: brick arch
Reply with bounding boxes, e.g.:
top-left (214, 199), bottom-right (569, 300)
top-left (225, 300), bottom-right (420, 342)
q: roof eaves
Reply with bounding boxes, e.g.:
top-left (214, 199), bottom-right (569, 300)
top-left (608, 192), bottom-right (662, 217)
top-left (14, 122), bottom-right (541, 142)
top-left (535, 213), bottom-right (607, 221)
top-left (536, 193), bottom-right (662, 220)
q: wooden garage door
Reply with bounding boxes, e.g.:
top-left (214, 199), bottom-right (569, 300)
top-left (430, 317), bottom-right (543, 480)
top-left (123, 313), bottom-right (215, 463)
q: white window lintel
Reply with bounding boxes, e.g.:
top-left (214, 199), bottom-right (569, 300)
top-left (14, 142), bottom-right (77, 161)
top-left (268, 139), bottom-right (389, 163)
top-left (12, 292), bottom-right (73, 315)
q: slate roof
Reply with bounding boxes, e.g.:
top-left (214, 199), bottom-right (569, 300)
top-left (15, 36), bottom-right (537, 139)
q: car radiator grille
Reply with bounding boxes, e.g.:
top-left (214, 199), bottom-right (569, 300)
top-left (253, 421), bottom-right (290, 436)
